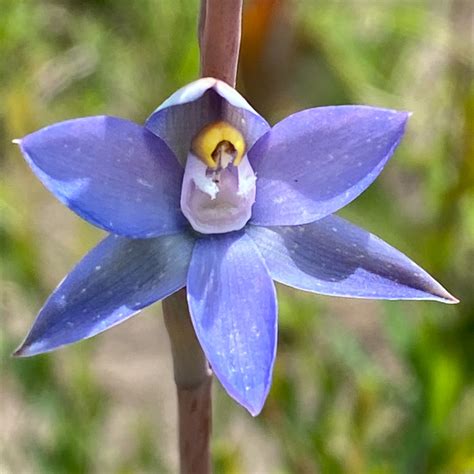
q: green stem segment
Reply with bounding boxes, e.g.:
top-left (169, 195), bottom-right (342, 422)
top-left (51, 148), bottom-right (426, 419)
top-left (162, 2), bottom-right (242, 472)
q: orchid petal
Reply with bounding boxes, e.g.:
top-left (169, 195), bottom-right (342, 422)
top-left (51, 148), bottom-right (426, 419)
top-left (187, 232), bottom-right (278, 415)
top-left (17, 116), bottom-right (187, 237)
top-left (145, 78), bottom-right (270, 166)
top-left (249, 106), bottom-right (409, 226)
top-left (247, 216), bottom-right (457, 303)
top-left (14, 232), bottom-right (195, 356)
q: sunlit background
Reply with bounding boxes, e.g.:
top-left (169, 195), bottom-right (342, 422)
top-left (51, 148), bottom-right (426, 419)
top-left (1, 0), bottom-right (473, 472)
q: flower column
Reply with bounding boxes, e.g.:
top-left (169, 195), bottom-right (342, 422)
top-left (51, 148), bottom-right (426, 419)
top-left (162, 1), bottom-right (243, 473)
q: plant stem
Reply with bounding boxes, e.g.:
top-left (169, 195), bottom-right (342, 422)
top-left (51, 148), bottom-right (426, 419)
top-left (162, 1), bottom-right (242, 473)
top-left (163, 290), bottom-right (212, 474)
top-left (199, 0), bottom-right (243, 87)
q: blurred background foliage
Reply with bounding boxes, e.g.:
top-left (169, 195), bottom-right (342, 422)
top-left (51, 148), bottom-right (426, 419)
top-left (1, 0), bottom-right (473, 472)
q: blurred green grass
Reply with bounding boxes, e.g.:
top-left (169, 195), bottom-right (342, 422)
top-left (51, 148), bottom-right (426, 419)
top-left (1, 0), bottom-right (473, 473)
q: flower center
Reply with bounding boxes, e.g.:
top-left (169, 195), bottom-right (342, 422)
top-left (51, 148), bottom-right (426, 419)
top-left (180, 121), bottom-right (257, 234)
top-left (191, 121), bottom-right (245, 169)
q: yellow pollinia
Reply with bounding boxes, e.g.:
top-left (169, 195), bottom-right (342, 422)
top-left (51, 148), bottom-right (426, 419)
top-left (191, 121), bottom-right (245, 169)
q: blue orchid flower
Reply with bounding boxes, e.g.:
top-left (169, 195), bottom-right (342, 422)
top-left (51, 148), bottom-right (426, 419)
top-left (14, 78), bottom-right (457, 415)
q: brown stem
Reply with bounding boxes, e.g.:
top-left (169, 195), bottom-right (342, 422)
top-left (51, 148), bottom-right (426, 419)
top-left (163, 289), bottom-right (212, 474)
top-left (163, 2), bottom-right (243, 473)
top-left (199, 0), bottom-right (243, 87)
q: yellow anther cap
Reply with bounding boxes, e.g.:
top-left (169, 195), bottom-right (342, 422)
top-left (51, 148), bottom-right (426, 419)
top-left (191, 121), bottom-right (245, 169)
